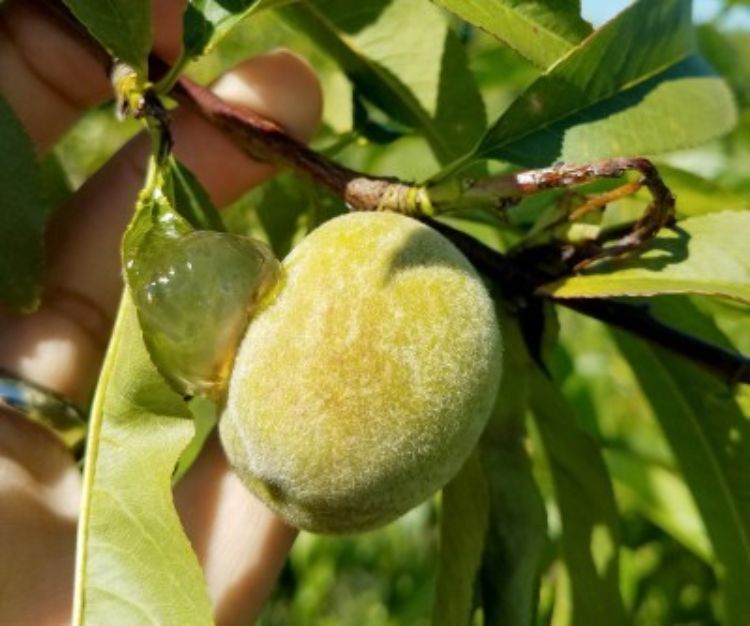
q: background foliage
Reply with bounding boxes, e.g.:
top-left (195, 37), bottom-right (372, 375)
top-left (5, 0), bottom-right (750, 624)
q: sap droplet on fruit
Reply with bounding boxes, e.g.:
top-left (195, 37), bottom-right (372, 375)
top-left (129, 231), bottom-right (281, 399)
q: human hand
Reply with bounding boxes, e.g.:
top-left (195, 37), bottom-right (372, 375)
top-left (0, 2), bottom-right (322, 624)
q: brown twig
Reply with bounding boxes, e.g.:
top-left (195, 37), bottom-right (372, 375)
top-left (177, 82), bottom-right (678, 269)
top-left (28, 0), bottom-right (750, 386)
top-left (175, 78), bottom-right (431, 214)
top-left (429, 159), bottom-right (676, 266)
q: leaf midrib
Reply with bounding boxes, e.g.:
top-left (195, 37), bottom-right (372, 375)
top-left (437, 0), bottom-right (579, 66)
top-left (485, 3), bottom-right (579, 49)
top-left (88, 584), bottom-right (160, 625)
top-left (102, 0), bottom-right (146, 70)
top-left (651, 352), bottom-right (750, 574)
top-left (477, 34), bottom-right (693, 159)
top-left (72, 294), bottom-right (128, 625)
top-left (94, 486), bottom-right (197, 608)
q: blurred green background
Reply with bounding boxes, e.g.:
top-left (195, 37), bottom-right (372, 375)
top-left (50, 1), bottom-right (750, 624)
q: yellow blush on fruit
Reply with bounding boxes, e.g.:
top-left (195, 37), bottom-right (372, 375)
top-left (220, 211), bottom-right (502, 533)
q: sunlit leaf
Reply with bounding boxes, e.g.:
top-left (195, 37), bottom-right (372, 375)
top-left (606, 449), bottom-right (712, 561)
top-left (61, 0), bottom-right (151, 75)
top-left (540, 212), bottom-right (750, 304)
top-left (0, 96), bottom-right (48, 311)
top-left (182, 0), bottom-right (295, 59)
top-left (173, 396), bottom-right (218, 483)
top-left (699, 24), bottom-right (750, 106)
top-left (692, 297), bottom-right (750, 357)
top-left (659, 164), bottom-right (750, 217)
top-left (648, 295), bottom-right (750, 356)
top-left (73, 295), bottom-right (212, 625)
top-left (473, 0), bottom-right (737, 167)
top-left (551, 314), bottom-right (714, 562)
top-left (531, 369), bottom-right (627, 626)
top-left (432, 0), bottom-right (592, 69)
top-left (281, 0), bottom-right (486, 165)
top-left (614, 328), bottom-right (750, 626)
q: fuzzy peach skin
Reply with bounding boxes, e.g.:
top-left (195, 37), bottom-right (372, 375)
top-left (220, 212), bottom-right (502, 533)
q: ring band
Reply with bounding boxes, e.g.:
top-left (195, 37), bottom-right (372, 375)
top-left (0, 368), bottom-right (87, 455)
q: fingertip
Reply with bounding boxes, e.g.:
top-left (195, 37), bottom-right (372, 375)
top-left (175, 436), bottom-right (298, 626)
top-left (0, 48), bottom-right (324, 402)
top-left (212, 49), bottom-right (323, 143)
top-left (152, 0), bottom-right (186, 63)
top-left (0, 1), bottom-right (110, 151)
top-left (171, 49), bottom-right (323, 207)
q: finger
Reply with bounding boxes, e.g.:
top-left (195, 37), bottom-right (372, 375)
top-left (0, 0), bottom-right (184, 153)
top-left (47, 49), bottom-right (321, 319)
top-left (0, 49), bottom-right (320, 625)
top-left (175, 436), bottom-right (297, 626)
top-left (0, 49), bottom-right (322, 405)
top-left (0, 408), bottom-right (81, 625)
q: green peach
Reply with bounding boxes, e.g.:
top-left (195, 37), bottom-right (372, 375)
top-left (220, 212), bottom-right (502, 533)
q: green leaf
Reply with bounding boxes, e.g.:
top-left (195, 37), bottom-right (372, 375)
top-left (171, 160), bottom-right (225, 231)
top-left (182, 0), bottom-right (295, 59)
top-left (692, 297), bottom-right (750, 356)
top-left (432, 0), bottom-right (592, 69)
top-left (473, 0), bottom-right (738, 167)
top-left (173, 396), bottom-right (218, 483)
top-left (61, 0), bottom-right (151, 75)
top-left (658, 164), bottom-right (750, 217)
top-left (73, 294), bottom-right (213, 625)
top-left (0, 96), bottom-right (49, 311)
top-left (481, 444), bottom-right (547, 626)
top-left (432, 308), bottom-right (546, 626)
top-left (698, 24), bottom-right (750, 106)
top-left (479, 308), bottom-right (546, 626)
top-left (236, 173), bottom-right (346, 260)
top-left (613, 328), bottom-right (750, 626)
top-left (280, 0), bottom-right (486, 165)
top-left (530, 369), bottom-right (627, 626)
top-left (433, 452), bottom-right (489, 626)
top-left (606, 448), bottom-right (712, 561)
top-left (540, 212), bottom-right (750, 305)
top-left (255, 175), bottom-right (312, 258)
top-left (647, 295), bottom-right (749, 354)
top-left (551, 312), bottom-right (713, 561)
top-left (39, 152), bottom-right (73, 210)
